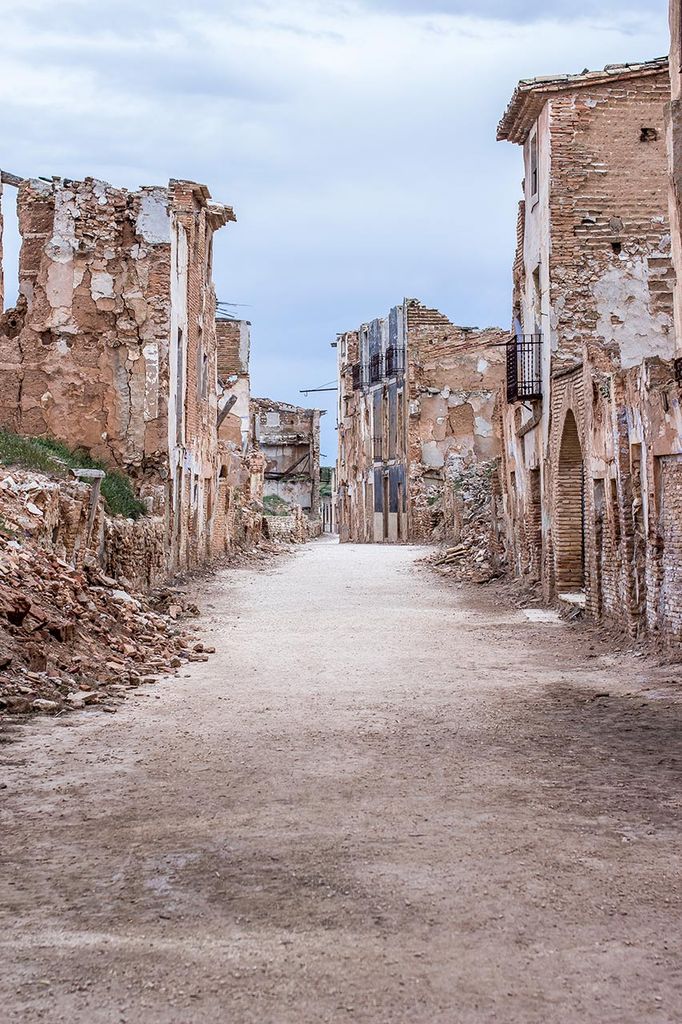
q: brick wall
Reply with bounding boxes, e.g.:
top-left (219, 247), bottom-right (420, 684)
top-left (0, 173), bottom-right (270, 578)
top-left (548, 72), bottom-right (673, 368)
top-left (499, 61), bottom-right (682, 642)
top-left (405, 300), bottom-right (506, 543)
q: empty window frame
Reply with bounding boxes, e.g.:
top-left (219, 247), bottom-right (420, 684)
top-left (528, 130), bottom-right (539, 201)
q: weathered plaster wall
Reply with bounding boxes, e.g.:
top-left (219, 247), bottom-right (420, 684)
top-left (336, 299), bottom-right (505, 545)
top-left (0, 173), bottom-right (271, 576)
top-left (252, 398), bottom-right (322, 518)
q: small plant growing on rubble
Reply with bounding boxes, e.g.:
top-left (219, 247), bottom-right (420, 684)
top-left (0, 431), bottom-right (147, 520)
top-left (0, 514), bottom-right (17, 538)
top-left (263, 494), bottom-right (293, 517)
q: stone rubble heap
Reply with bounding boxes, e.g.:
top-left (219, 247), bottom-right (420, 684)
top-left (428, 463), bottom-right (504, 583)
top-left (0, 469), bottom-right (210, 717)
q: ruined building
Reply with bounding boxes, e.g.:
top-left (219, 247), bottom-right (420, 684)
top-left (0, 173), bottom-right (263, 573)
top-left (498, 57), bottom-right (682, 640)
top-left (335, 299), bottom-right (506, 543)
top-left (213, 317), bottom-right (265, 554)
top-left (250, 398), bottom-right (322, 522)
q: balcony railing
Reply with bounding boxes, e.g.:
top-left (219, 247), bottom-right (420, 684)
top-left (351, 362), bottom-right (366, 390)
top-left (369, 352), bottom-right (383, 384)
top-left (507, 333), bottom-right (542, 403)
top-left (385, 345), bottom-right (404, 377)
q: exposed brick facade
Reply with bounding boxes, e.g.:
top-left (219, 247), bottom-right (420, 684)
top-left (0, 174), bottom-right (264, 574)
top-left (499, 58), bottom-right (682, 642)
top-left (336, 298), bottom-right (505, 543)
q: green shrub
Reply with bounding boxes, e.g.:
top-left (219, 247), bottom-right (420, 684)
top-left (0, 431), bottom-right (147, 520)
top-left (263, 494), bottom-right (293, 517)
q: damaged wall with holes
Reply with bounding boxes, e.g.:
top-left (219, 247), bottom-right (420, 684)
top-left (667, 0), bottom-right (682, 355)
top-left (335, 298), bottom-right (505, 544)
top-left (251, 398), bottom-right (322, 519)
top-left (0, 172), bottom-right (265, 578)
top-left (405, 301), bottom-right (506, 544)
top-left (212, 318), bottom-right (265, 556)
top-left (498, 57), bottom-right (682, 641)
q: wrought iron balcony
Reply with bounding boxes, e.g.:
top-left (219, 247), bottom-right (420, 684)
top-left (385, 345), bottom-right (404, 377)
top-left (506, 333), bottom-right (542, 403)
top-left (369, 352), bottom-right (383, 385)
top-left (351, 362), bottom-right (366, 390)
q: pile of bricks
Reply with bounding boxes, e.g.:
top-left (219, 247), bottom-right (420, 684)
top-left (0, 467), bottom-right (208, 716)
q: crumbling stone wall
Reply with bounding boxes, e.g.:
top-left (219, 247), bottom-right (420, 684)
top-left (335, 299), bottom-right (505, 544)
top-left (211, 445), bottom-right (265, 556)
top-left (263, 503), bottom-right (317, 543)
top-left (405, 301), bottom-right (506, 542)
top-left (104, 516), bottom-right (166, 592)
top-left (1, 177), bottom-right (173, 468)
top-left (0, 173), bottom-right (271, 577)
top-left (0, 465), bottom-right (167, 592)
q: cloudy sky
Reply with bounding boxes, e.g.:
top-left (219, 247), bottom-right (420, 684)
top-left (0, 0), bottom-right (669, 461)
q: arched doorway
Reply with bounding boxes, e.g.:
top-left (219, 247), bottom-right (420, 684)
top-left (555, 410), bottom-right (584, 592)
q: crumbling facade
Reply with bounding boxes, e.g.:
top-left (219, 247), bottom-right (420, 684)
top-left (213, 318), bottom-right (265, 554)
top-left (251, 398), bottom-right (322, 521)
top-left (498, 57), bottom-right (682, 640)
top-left (336, 298), bottom-right (506, 543)
top-left (0, 173), bottom-right (264, 573)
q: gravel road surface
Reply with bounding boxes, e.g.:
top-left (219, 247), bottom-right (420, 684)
top-left (1, 537), bottom-right (680, 1023)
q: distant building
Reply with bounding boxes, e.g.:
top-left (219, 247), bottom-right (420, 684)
top-left (335, 298), bottom-right (506, 543)
top-left (320, 466), bottom-right (336, 534)
top-left (251, 398), bottom-right (323, 521)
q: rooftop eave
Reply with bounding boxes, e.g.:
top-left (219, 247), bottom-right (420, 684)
top-left (207, 202), bottom-right (236, 230)
top-left (497, 56), bottom-right (669, 145)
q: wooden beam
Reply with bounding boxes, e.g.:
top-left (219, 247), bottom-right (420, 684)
top-left (1, 171), bottom-right (24, 187)
top-left (217, 394), bottom-right (238, 431)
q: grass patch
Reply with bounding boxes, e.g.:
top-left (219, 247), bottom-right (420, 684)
top-left (0, 431), bottom-right (147, 519)
top-left (263, 494), bottom-right (293, 517)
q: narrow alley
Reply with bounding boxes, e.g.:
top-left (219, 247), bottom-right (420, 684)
top-left (1, 538), bottom-right (680, 1024)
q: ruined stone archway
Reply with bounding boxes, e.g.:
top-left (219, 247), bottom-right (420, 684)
top-left (555, 410), bottom-right (584, 592)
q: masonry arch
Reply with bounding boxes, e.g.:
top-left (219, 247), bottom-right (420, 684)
top-left (555, 409), bottom-right (585, 591)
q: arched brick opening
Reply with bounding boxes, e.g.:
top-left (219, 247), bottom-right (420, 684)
top-left (555, 410), bottom-right (584, 591)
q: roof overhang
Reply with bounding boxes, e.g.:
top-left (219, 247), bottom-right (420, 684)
top-left (497, 56), bottom-right (669, 145)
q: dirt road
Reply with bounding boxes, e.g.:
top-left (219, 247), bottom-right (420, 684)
top-left (1, 537), bottom-right (681, 1023)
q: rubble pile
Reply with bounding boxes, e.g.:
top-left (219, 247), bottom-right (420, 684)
top-left (428, 462), bottom-right (506, 583)
top-left (0, 469), bottom-right (209, 717)
top-left (263, 498), bottom-right (319, 543)
top-left (0, 545), bottom-right (211, 715)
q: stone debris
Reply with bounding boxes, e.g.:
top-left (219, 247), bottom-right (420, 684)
top-left (0, 469), bottom-right (207, 717)
top-left (424, 462), bottom-right (505, 583)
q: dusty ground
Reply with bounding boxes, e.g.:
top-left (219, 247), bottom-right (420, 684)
top-left (1, 537), bottom-right (681, 1023)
